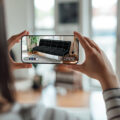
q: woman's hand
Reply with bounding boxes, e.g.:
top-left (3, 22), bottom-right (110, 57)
top-left (67, 32), bottom-right (120, 90)
top-left (8, 30), bottom-right (32, 70)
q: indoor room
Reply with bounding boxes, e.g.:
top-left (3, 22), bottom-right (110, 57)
top-left (1, 0), bottom-right (120, 120)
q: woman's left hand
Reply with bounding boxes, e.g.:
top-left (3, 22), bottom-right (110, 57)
top-left (8, 30), bottom-right (32, 70)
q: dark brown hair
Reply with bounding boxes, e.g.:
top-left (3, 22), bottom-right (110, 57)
top-left (0, 0), bottom-right (15, 104)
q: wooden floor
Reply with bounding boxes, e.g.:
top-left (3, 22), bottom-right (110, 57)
top-left (16, 86), bottom-right (90, 108)
top-left (16, 89), bottom-right (42, 104)
top-left (57, 90), bottom-right (90, 108)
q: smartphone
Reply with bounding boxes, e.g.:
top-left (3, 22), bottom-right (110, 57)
top-left (21, 35), bottom-right (79, 64)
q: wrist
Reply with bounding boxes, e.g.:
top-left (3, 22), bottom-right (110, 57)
top-left (99, 73), bottom-right (120, 91)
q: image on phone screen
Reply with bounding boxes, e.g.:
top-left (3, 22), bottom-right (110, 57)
top-left (21, 35), bottom-right (79, 64)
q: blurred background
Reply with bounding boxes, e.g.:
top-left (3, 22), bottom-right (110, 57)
top-left (3, 0), bottom-right (120, 120)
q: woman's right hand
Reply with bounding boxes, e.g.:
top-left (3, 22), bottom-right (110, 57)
top-left (8, 31), bottom-right (32, 70)
top-left (67, 32), bottom-right (120, 90)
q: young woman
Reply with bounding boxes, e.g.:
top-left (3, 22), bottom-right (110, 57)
top-left (0, 0), bottom-right (120, 120)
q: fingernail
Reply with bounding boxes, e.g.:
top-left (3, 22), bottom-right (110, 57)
top-left (24, 30), bottom-right (28, 33)
top-left (74, 31), bottom-right (77, 34)
top-left (27, 31), bottom-right (29, 35)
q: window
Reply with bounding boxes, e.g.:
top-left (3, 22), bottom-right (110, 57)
top-left (92, 0), bottom-right (117, 69)
top-left (91, 0), bottom-right (117, 88)
top-left (34, 0), bottom-right (55, 34)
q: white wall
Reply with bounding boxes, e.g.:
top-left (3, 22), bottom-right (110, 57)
top-left (4, 0), bottom-right (34, 79)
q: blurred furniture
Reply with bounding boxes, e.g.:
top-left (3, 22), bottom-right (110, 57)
top-left (16, 89), bottom-right (42, 104)
top-left (16, 85), bottom-right (90, 119)
top-left (16, 85), bottom-right (90, 108)
top-left (55, 65), bottom-right (83, 90)
top-left (57, 90), bottom-right (89, 108)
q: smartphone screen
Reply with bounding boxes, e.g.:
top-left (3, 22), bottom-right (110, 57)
top-left (21, 35), bottom-right (79, 64)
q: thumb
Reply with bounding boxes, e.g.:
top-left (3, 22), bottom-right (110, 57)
top-left (13, 63), bottom-right (32, 69)
top-left (66, 64), bottom-right (85, 73)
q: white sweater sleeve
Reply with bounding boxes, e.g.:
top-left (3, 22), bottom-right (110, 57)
top-left (103, 88), bottom-right (120, 120)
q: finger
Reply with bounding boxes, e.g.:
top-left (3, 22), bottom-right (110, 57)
top-left (27, 31), bottom-right (29, 35)
top-left (66, 64), bottom-right (85, 73)
top-left (8, 30), bottom-right (29, 50)
top-left (84, 37), bottom-right (101, 53)
top-left (14, 63), bottom-right (32, 69)
top-left (74, 32), bottom-right (92, 52)
top-left (14, 30), bottom-right (28, 40)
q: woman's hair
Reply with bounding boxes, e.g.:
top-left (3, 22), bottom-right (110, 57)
top-left (0, 0), bottom-right (15, 104)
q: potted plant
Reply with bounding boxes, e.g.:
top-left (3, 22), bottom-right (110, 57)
top-left (28, 36), bottom-right (39, 52)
